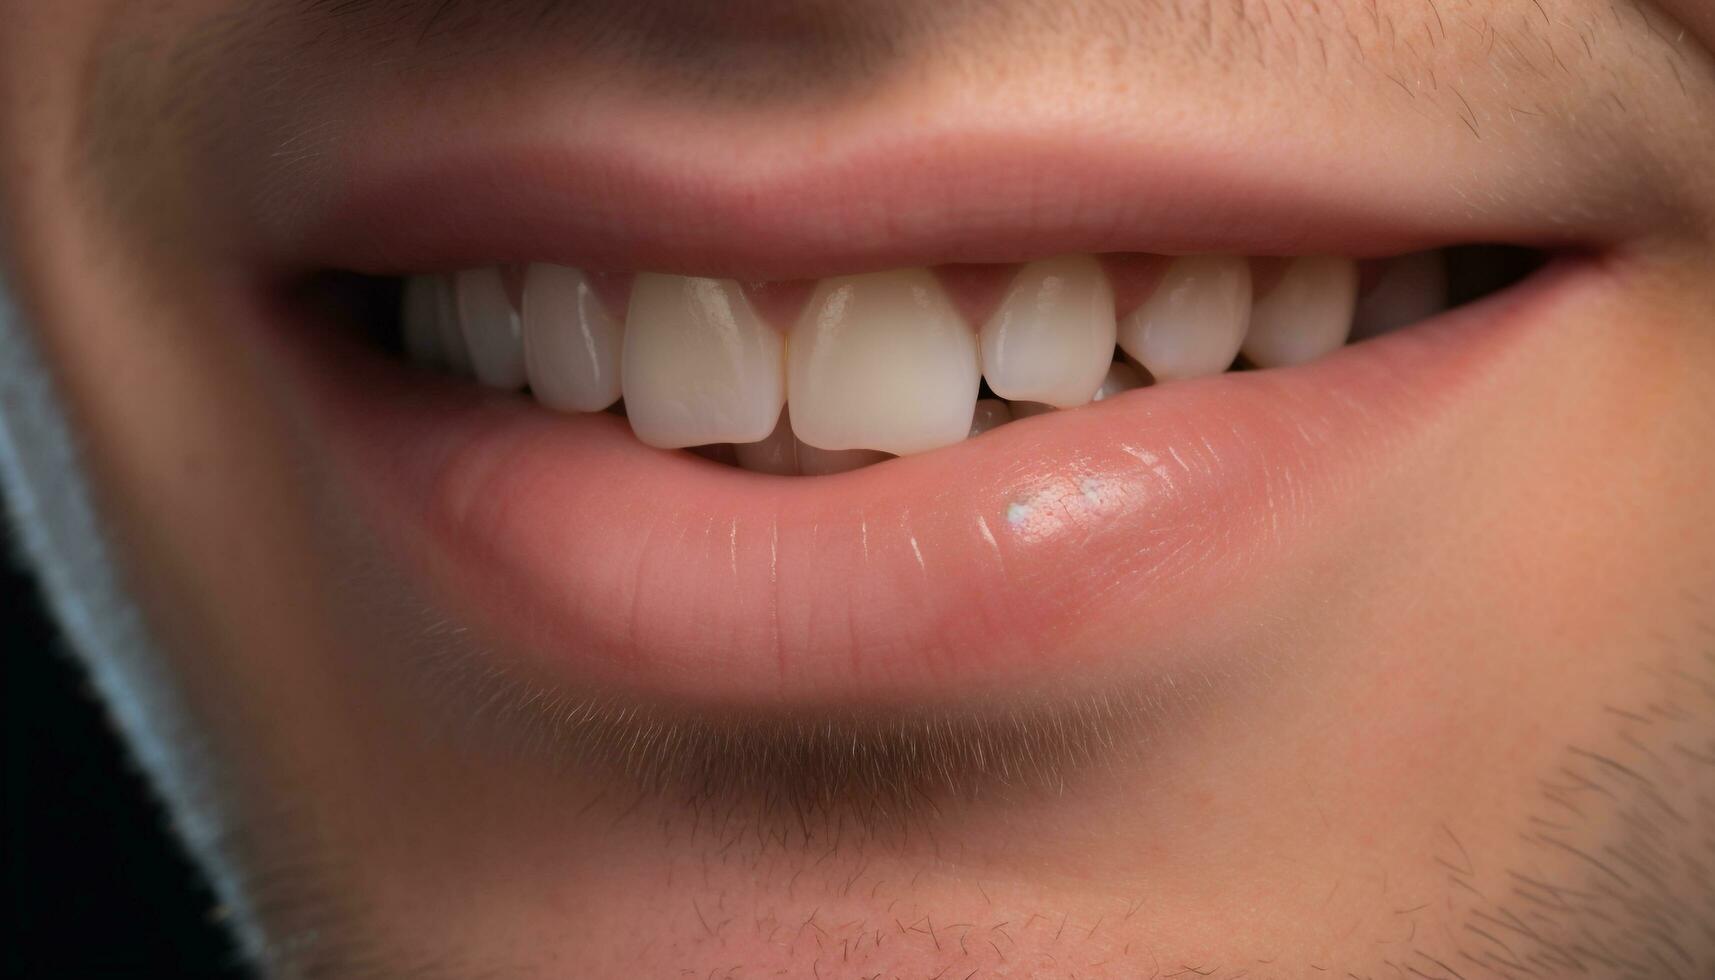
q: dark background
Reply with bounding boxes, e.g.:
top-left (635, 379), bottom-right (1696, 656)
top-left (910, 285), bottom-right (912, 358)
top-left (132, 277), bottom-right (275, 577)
top-left (4, 540), bottom-right (243, 977)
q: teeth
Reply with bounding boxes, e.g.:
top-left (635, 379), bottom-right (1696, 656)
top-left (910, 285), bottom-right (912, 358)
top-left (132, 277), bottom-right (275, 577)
top-left (521, 264), bottom-right (624, 412)
top-left (979, 255), bottom-right (1117, 407)
top-left (401, 275), bottom-right (445, 367)
top-left (1091, 361), bottom-right (1145, 401)
top-left (433, 275), bottom-right (473, 376)
top-left (1351, 251), bottom-right (1448, 340)
top-left (410, 250), bottom-right (1394, 465)
top-left (788, 268), bottom-right (980, 455)
top-left (1118, 255), bottom-right (1251, 381)
top-left (622, 273), bottom-right (786, 449)
top-left (1010, 363), bottom-right (1139, 422)
top-left (1240, 256), bottom-right (1358, 368)
top-left (969, 399), bottom-right (1014, 437)
top-left (455, 267), bottom-right (527, 389)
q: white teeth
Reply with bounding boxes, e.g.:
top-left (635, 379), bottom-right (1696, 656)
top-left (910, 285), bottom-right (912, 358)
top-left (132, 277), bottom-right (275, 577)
top-left (455, 267), bottom-right (526, 389)
top-left (415, 250), bottom-right (1382, 464)
top-left (401, 275), bottom-right (445, 367)
top-left (1091, 361), bottom-right (1145, 401)
top-left (788, 268), bottom-right (980, 455)
top-left (521, 264), bottom-right (623, 412)
top-left (1011, 363), bottom-right (1139, 421)
top-left (969, 399), bottom-right (1014, 437)
top-left (1351, 251), bottom-right (1448, 340)
top-left (622, 273), bottom-right (786, 449)
top-left (1118, 255), bottom-right (1252, 381)
top-left (979, 255), bottom-right (1116, 407)
top-left (1240, 256), bottom-right (1358, 368)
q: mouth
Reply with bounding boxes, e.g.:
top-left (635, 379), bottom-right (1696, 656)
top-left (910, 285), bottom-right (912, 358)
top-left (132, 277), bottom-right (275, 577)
top-left (386, 246), bottom-right (1538, 469)
top-left (251, 119), bottom-right (1585, 712)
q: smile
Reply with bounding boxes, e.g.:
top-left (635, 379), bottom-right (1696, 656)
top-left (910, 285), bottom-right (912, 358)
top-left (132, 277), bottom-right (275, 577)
top-left (252, 124), bottom-right (1590, 712)
top-left (403, 249), bottom-right (1456, 473)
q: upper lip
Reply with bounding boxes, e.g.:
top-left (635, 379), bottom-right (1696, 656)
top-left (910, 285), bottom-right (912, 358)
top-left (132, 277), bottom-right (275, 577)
top-left (259, 95), bottom-right (1605, 284)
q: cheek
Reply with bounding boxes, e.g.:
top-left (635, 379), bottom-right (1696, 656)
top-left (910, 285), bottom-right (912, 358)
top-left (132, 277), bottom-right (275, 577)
top-left (23, 231), bottom-right (394, 801)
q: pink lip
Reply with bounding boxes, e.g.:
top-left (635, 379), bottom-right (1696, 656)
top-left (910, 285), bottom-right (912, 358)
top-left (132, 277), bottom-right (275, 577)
top-left (256, 258), bottom-right (1590, 708)
top-left (259, 108), bottom-right (1598, 284)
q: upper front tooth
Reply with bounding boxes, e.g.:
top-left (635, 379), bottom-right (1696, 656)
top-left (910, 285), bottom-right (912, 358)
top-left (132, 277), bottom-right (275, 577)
top-left (456, 267), bottom-right (526, 388)
top-left (788, 268), bottom-right (981, 455)
top-left (979, 255), bottom-right (1117, 407)
top-left (522, 264), bottom-right (623, 412)
top-left (622, 273), bottom-right (786, 449)
top-left (1118, 255), bottom-right (1252, 381)
top-left (1351, 251), bottom-right (1448, 340)
top-left (1241, 256), bottom-right (1358, 368)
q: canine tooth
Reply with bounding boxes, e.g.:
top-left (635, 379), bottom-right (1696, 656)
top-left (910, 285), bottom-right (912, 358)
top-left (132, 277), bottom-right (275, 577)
top-left (1118, 255), bottom-right (1251, 380)
top-left (456, 267), bottom-right (526, 388)
top-left (522, 264), bottom-right (623, 412)
top-left (623, 274), bottom-right (786, 449)
top-left (969, 399), bottom-right (1013, 437)
top-left (432, 275), bottom-right (473, 376)
top-left (1241, 256), bottom-right (1358, 368)
top-left (789, 268), bottom-right (980, 455)
top-left (735, 410), bottom-right (800, 475)
top-left (1091, 361), bottom-right (1145, 401)
top-left (1352, 251), bottom-right (1448, 339)
top-left (980, 255), bottom-right (1116, 407)
top-left (400, 276), bottom-right (445, 366)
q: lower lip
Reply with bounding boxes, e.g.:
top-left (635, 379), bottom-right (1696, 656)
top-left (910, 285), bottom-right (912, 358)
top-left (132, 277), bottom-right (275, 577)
top-left (262, 258), bottom-right (1590, 708)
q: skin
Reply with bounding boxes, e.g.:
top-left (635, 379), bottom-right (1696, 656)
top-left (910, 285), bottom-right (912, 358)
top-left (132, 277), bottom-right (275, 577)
top-left (2, 1), bottom-right (1713, 977)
